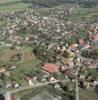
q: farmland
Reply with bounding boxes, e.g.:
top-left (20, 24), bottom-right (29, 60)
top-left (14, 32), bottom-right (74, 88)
top-left (0, 0), bottom-right (20, 4)
top-left (0, 0), bottom-right (32, 12)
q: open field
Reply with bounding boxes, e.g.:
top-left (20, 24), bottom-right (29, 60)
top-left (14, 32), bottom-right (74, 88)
top-left (10, 59), bottom-right (41, 85)
top-left (0, 3), bottom-right (31, 12)
top-left (0, 50), bottom-right (21, 62)
top-left (0, 0), bottom-right (21, 4)
top-left (73, 7), bottom-right (98, 17)
top-left (80, 88), bottom-right (98, 100)
top-left (0, 0), bottom-right (32, 12)
top-left (0, 47), bottom-right (35, 63)
top-left (19, 46), bottom-right (35, 62)
top-left (65, 6), bottom-right (98, 21)
top-left (0, 47), bottom-right (9, 57)
top-left (37, 5), bottom-right (98, 21)
top-left (24, 50), bottom-right (35, 62)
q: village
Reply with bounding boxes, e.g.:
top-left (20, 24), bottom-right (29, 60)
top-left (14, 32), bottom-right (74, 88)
top-left (0, 4), bottom-right (98, 100)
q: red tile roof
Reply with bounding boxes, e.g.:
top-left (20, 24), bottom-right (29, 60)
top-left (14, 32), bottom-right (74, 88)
top-left (91, 34), bottom-right (98, 41)
top-left (42, 63), bottom-right (59, 73)
top-left (79, 39), bottom-right (85, 45)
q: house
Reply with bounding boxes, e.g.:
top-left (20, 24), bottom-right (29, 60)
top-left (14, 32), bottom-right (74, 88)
top-left (28, 79), bottom-right (34, 86)
top-left (59, 66), bottom-right (68, 72)
top-left (26, 76), bottom-right (34, 86)
top-left (54, 83), bottom-right (60, 88)
top-left (0, 67), bottom-right (6, 73)
top-left (4, 71), bottom-right (11, 77)
top-left (68, 43), bottom-right (78, 51)
top-left (41, 63), bottom-right (59, 74)
top-left (10, 65), bottom-right (17, 69)
top-left (50, 76), bottom-right (56, 82)
top-left (91, 34), bottom-right (98, 41)
top-left (81, 44), bottom-right (91, 50)
top-left (33, 76), bottom-right (37, 81)
top-left (14, 83), bottom-right (20, 89)
top-left (6, 81), bottom-right (12, 88)
top-left (65, 58), bottom-right (74, 68)
top-left (79, 39), bottom-right (85, 46)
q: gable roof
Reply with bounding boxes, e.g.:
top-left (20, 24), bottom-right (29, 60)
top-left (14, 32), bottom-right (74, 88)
top-left (79, 39), bottom-right (85, 45)
top-left (42, 63), bottom-right (59, 73)
top-left (91, 34), bottom-right (98, 41)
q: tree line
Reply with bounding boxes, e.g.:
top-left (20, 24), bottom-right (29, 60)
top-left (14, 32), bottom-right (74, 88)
top-left (22, 0), bottom-right (98, 7)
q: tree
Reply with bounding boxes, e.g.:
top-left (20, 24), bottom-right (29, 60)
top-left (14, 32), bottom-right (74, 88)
top-left (0, 94), bottom-right (4, 100)
top-left (81, 49), bottom-right (98, 59)
top-left (95, 85), bottom-right (98, 93)
top-left (22, 0), bottom-right (98, 8)
top-left (33, 45), bottom-right (56, 62)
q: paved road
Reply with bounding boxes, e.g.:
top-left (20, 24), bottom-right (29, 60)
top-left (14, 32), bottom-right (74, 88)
top-left (10, 80), bottom-right (69, 94)
top-left (75, 68), bottom-right (79, 100)
top-left (8, 52), bottom-right (96, 95)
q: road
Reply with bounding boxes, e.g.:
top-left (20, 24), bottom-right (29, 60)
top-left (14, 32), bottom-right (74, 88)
top-left (10, 80), bottom-right (69, 94)
top-left (75, 68), bottom-right (79, 100)
top-left (6, 52), bottom-right (96, 96)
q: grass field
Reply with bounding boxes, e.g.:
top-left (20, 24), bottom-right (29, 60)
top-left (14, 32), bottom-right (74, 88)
top-left (0, 47), bottom-right (35, 63)
top-left (0, 0), bottom-right (32, 12)
top-left (80, 88), bottom-right (98, 100)
top-left (0, 47), bottom-right (10, 57)
top-left (0, 50), bottom-right (21, 62)
top-left (74, 7), bottom-right (98, 17)
top-left (66, 6), bottom-right (98, 21)
top-left (10, 59), bottom-right (41, 85)
top-left (24, 50), bottom-right (35, 62)
top-left (0, 0), bottom-right (20, 4)
top-left (0, 3), bottom-right (31, 12)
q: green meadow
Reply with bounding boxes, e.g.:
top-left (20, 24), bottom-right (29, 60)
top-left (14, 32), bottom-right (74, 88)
top-left (0, 0), bottom-right (31, 12)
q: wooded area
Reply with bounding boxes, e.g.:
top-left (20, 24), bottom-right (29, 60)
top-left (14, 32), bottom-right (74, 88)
top-left (22, 0), bottom-right (98, 7)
